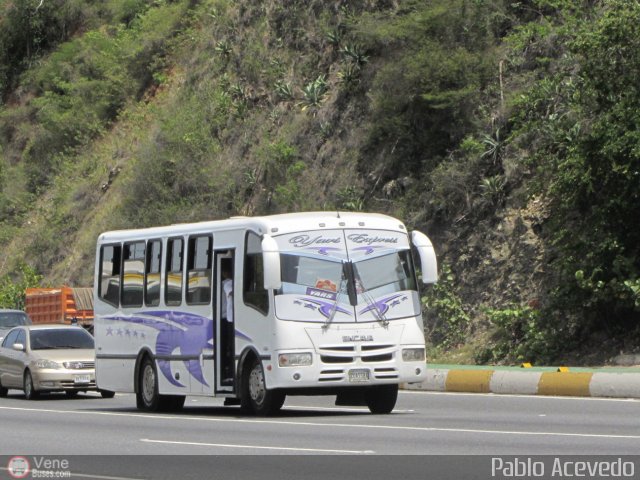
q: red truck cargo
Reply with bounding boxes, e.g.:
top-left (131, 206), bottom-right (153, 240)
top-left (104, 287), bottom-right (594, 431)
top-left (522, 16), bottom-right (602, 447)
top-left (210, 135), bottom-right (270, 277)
top-left (25, 287), bottom-right (94, 329)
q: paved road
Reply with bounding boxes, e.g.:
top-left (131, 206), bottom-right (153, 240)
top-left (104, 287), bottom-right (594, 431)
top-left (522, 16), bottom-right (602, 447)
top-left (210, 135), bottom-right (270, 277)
top-left (1, 390), bottom-right (639, 479)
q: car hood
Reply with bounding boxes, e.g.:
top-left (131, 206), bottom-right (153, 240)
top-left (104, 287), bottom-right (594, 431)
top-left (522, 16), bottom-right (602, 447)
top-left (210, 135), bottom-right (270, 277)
top-left (30, 349), bottom-right (95, 363)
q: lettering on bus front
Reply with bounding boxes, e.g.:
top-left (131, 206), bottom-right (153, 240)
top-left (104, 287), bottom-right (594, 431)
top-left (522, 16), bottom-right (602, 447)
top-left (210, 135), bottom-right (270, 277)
top-left (347, 233), bottom-right (399, 245)
top-left (288, 235), bottom-right (342, 248)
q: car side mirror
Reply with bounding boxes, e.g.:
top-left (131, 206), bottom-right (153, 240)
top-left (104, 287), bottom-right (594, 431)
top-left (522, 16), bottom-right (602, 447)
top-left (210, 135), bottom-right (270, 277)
top-left (12, 343), bottom-right (25, 352)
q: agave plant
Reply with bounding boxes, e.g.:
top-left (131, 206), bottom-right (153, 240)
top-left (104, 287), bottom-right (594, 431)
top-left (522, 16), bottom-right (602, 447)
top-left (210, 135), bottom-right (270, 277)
top-left (229, 82), bottom-right (248, 100)
top-left (337, 62), bottom-right (361, 86)
top-left (325, 27), bottom-right (343, 46)
top-left (299, 75), bottom-right (328, 111)
top-left (274, 80), bottom-right (294, 100)
top-left (341, 43), bottom-right (369, 65)
top-left (214, 40), bottom-right (232, 56)
top-left (479, 175), bottom-right (506, 201)
top-left (480, 128), bottom-right (503, 163)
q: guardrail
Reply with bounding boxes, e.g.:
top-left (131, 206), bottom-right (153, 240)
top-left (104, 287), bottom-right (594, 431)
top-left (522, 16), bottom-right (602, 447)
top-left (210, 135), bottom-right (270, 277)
top-left (404, 364), bottom-right (640, 398)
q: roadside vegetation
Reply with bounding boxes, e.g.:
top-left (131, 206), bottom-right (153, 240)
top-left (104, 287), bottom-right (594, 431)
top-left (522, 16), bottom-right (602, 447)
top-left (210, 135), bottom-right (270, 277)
top-left (1, 0), bottom-right (639, 365)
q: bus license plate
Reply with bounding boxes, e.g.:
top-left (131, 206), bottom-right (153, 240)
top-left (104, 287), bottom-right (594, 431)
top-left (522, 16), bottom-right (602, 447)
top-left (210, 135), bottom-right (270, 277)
top-left (74, 375), bottom-right (90, 384)
top-left (348, 369), bottom-right (370, 383)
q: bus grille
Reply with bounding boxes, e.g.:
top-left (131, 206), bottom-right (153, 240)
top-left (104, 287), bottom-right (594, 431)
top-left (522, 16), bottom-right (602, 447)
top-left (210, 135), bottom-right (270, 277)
top-left (373, 367), bottom-right (398, 379)
top-left (321, 355), bottom-right (354, 364)
top-left (362, 353), bottom-right (393, 362)
top-left (319, 344), bottom-right (395, 365)
top-left (319, 369), bottom-right (345, 382)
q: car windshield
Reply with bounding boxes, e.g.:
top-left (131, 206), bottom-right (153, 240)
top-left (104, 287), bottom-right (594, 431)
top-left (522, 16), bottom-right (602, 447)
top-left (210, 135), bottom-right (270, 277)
top-left (0, 312), bottom-right (30, 328)
top-left (30, 329), bottom-right (94, 350)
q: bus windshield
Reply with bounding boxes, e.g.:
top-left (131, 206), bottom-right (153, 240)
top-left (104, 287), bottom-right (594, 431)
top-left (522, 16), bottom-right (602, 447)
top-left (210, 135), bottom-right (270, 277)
top-left (280, 254), bottom-right (344, 294)
top-left (353, 250), bottom-right (416, 295)
top-left (274, 249), bottom-right (420, 323)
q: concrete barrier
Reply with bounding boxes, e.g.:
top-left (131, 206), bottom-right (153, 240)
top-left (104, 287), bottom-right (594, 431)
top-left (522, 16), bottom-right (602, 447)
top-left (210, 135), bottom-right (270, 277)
top-left (404, 366), bottom-right (640, 399)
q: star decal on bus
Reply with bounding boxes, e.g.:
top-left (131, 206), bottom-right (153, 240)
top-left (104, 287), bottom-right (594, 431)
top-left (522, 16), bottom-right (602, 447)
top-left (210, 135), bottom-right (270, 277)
top-left (104, 312), bottom-right (213, 388)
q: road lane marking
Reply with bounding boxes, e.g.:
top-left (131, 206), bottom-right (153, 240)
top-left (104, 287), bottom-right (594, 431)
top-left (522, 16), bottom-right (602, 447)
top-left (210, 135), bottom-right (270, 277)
top-left (140, 438), bottom-right (374, 454)
top-left (1, 405), bottom-right (639, 441)
top-left (401, 390), bottom-right (640, 402)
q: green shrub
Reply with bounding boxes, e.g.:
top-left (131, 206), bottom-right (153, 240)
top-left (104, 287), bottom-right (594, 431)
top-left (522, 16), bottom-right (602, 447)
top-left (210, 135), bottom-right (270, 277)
top-left (509, 0), bottom-right (640, 339)
top-left (476, 304), bottom-right (553, 364)
top-left (0, 263), bottom-right (43, 310)
top-left (421, 264), bottom-right (470, 350)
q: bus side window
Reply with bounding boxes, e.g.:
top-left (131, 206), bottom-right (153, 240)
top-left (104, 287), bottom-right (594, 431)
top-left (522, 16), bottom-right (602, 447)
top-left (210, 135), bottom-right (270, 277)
top-left (99, 244), bottom-right (121, 307)
top-left (145, 239), bottom-right (162, 307)
top-left (165, 238), bottom-right (184, 306)
top-left (186, 235), bottom-right (212, 305)
top-left (122, 242), bottom-right (145, 308)
top-left (243, 232), bottom-right (268, 315)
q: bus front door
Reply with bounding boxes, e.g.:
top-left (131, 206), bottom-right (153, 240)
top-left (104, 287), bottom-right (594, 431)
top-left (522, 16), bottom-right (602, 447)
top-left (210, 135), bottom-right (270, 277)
top-left (215, 250), bottom-right (235, 393)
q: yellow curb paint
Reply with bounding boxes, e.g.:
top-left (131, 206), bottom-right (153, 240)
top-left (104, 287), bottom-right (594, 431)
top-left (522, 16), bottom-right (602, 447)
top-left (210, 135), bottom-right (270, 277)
top-left (445, 369), bottom-right (494, 393)
top-left (538, 372), bottom-right (593, 397)
top-left (557, 366), bottom-right (570, 373)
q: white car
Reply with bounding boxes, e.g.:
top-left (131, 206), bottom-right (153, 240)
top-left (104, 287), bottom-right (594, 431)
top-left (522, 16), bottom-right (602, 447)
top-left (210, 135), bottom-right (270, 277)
top-left (0, 309), bottom-right (32, 341)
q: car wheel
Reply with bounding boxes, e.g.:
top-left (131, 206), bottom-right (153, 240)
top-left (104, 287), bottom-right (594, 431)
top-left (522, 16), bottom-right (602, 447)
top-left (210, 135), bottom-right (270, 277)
top-left (241, 357), bottom-right (285, 416)
top-left (364, 384), bottom-right (398, 414)
top-left (0, 378), bottom-right (8, 398)
top-left (23, 370), bottom-right (39, 400)
top-left (100, 390), bottom-right (116, 399)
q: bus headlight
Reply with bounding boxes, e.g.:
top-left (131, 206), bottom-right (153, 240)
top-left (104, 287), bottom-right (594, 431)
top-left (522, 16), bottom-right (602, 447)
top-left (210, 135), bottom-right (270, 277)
top-left (278, 352), bottom-right (313, 367)
top-left (402, 348), bottom-right (425, 362)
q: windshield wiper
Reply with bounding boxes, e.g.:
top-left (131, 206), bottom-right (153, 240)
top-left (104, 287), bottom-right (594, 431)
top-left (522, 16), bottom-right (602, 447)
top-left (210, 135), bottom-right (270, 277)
top-left (323, 270), bottom-right (348, 330)
top-left (353, 265), bottom-right (389, 327)
top-left (361, 289), bottom-right (389, 327)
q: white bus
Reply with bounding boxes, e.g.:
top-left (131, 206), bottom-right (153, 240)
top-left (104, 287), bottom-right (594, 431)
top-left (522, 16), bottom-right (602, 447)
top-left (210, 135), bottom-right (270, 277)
top-left (93, 212), bottom-right (437, 415)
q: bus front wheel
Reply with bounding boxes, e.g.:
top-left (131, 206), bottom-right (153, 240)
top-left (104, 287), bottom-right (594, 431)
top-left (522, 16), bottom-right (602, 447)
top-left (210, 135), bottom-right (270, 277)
top-left (241, 358), bottom-right (285, 416)
top-left (365, 384), bottom-right (398, 414)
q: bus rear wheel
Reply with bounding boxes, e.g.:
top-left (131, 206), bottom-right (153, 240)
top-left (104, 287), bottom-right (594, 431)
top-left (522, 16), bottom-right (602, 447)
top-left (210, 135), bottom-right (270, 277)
top-left (241, 358), bottom-right (285, 416)
top-left (365, 384), bottom-right (398, 414)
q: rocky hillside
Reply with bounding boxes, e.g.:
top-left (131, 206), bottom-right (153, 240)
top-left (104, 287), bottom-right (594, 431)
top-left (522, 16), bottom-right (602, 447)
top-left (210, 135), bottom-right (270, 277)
top-left (1, 0), bottom-right (639, 365)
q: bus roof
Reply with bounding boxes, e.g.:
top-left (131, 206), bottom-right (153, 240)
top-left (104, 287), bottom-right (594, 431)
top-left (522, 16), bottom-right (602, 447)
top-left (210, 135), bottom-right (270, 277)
top-left (97, 211), bottom-right (407, 243)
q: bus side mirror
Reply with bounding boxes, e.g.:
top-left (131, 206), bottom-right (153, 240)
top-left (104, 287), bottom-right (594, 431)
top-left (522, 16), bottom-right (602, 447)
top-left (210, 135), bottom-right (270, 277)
top-left (262, 234), bottom-right (282, 290)
top-left (411, 231), bottom-right (438, 284)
